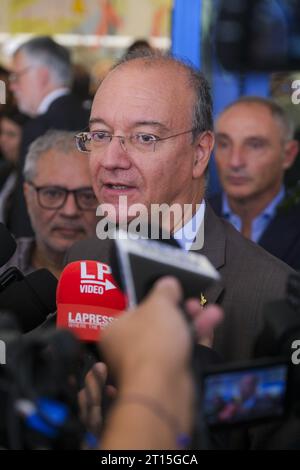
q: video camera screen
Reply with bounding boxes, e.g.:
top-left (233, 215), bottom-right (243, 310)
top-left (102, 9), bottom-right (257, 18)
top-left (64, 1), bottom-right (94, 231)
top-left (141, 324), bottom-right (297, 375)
top-left (202, 360), bottom-right (289, 428)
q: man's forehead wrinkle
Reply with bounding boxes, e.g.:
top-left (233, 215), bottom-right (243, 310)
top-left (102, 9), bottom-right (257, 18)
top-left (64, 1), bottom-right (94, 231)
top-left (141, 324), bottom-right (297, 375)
top-left (92, 94), bottom-right (176, 131)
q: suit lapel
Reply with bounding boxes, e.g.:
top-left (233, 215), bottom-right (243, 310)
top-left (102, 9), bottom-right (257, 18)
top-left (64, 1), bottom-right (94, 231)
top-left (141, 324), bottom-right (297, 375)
top-left (193, 203), bottom-right (225, 305)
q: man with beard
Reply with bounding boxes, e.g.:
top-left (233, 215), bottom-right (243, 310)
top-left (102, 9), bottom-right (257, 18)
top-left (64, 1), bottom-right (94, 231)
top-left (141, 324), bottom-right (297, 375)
top-left (1, 130), bottom-right (97, 278)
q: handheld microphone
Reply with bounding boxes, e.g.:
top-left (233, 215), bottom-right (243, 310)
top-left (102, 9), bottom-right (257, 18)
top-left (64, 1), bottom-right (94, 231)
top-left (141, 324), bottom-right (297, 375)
top-left (56, 260), bottom-right (127, 342)
top-left (0, 269), bottom-right (58, 332)
top-left (109, 228), bottom-right (222, 449)
top-left (0, 223), bottom-right (17, 268)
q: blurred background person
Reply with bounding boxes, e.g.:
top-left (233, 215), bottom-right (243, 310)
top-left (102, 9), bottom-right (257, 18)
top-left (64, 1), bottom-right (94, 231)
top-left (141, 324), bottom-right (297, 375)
top-left (0, 106), bottom-right (28, 224)
top-left (125, 38), bottom-right (153, 56)
top-left (8, 36), bottom-right (90, 238)
top-left (0, 130), bottom-right (98, 278)
top-left (0, 64), bottom-right (15, 114)
top-left (71, 63), bottom-right (93, 111)
top-left (210, 97), bottom-right (300, 270)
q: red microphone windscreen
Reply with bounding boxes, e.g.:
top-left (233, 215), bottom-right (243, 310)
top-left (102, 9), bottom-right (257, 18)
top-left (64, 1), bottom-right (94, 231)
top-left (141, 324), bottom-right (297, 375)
top-left (56, 260), bottom-right (127, 342)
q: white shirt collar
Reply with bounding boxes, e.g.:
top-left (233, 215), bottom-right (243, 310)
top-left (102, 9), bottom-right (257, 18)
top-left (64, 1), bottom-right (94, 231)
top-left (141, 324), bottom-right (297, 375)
top-left (37, 87), bottom-right (70, 115)
top-left (173, 200), bottom-right (205, 251)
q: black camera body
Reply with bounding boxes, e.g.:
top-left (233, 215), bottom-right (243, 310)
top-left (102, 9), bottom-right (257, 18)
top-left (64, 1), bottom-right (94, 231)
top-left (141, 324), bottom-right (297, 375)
top-left (0, 317), bottom-right (84, 449)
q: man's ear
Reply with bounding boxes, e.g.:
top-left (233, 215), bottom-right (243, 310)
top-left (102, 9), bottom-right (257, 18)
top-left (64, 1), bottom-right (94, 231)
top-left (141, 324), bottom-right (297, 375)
top-left (192, 131), bottom-right (215, 178)
top-left (38, 66), bottom-right (51, 88)
top-left (283, 139), bottom-right (299, 170)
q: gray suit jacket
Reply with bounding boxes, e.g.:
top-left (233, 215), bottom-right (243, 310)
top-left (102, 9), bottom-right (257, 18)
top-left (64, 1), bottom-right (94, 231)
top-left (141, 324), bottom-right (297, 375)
top-left (65, 204), bottom-right (293, 363)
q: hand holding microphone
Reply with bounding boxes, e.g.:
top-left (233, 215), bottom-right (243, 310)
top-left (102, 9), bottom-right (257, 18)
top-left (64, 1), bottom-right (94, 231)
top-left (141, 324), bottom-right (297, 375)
top-left (100, 276), bottom-right (223, 387)
top-left (99, 276), bottom-right (223, 450)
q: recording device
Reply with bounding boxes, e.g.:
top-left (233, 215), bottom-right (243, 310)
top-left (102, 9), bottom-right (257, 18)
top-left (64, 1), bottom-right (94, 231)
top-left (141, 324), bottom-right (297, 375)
top-left (0, 268), bottom-right (58, 332)
top-left (202, 272), bottom-right (300, 429)
top-left (112, 229), bottom-right (220, 308)
top-left (56, 260), bottom-right (128, 425)
top-left (0, 316), bottom-right (85, 449)
top-left (216, 0), bottom-right (300, 71)
top-left (0, 223), bottom-right (16, 267)
top-left (202, 358), bottom-right (290, 429)
top-left (109, 227), bottom-right (222, 449)
top-left (56, 260), bottom-right (127, 342)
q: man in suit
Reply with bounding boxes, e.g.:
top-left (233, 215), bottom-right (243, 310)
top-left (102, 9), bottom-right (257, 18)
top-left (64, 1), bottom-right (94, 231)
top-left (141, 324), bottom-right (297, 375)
top-left (210, 97), bottom-right (300, 270)
top-left (8, 36), bottom-right (89, 237)
top-left (64, 51), bottom-right (300, 449)
top-left (66, 51), bottom-right (293, 365)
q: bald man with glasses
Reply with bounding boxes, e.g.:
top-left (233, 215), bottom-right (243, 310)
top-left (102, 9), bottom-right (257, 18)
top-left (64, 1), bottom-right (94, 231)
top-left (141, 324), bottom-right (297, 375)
top-left (67, 50), bottom-right (293, 364)
top-left (66, 51), bottom-right (296, 449)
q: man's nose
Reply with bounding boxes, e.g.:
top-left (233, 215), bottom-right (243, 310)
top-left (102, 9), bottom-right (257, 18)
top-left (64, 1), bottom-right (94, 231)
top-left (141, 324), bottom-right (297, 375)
top-left (228, 146), bottom-right (246, 169)
top-left (99, 136), bottom-right (131, 171)
top-left (60, 193), bottom-right (79, 216)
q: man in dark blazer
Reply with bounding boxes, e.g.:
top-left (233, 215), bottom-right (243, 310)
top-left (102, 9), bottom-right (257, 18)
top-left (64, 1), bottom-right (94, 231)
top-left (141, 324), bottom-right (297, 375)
top-left (211, 96), bottom-right (300, 270)
top-left (66, 203), bottom-right (292, 363)
top-left (210, 191), bottom-right (300, 271)
top-left (8, 36), bottom-right (89, 237)
top-left (66, 52), bottom-right (293, 364)
top-left (64, 52), bottom-right (298, 449)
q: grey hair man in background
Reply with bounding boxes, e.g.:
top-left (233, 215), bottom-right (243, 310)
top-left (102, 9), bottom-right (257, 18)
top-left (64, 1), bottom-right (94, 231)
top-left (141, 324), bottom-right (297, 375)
top-left (210, 97), bottom-right (300, 270)
top-left (8, 36), bottom-right (89, 237)
top-left (1, 130), bottom-right (97, 279)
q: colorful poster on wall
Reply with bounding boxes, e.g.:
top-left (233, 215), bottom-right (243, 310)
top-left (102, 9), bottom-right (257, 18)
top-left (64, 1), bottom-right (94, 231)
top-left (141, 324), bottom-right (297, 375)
top-left (0, 0), bottom-right (172, 38)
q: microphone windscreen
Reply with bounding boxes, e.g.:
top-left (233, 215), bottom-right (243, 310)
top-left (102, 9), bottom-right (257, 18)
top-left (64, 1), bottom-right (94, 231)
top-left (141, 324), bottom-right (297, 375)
top-left (0, 223), bottom-right (17, 267)
top-left (56, 260), bottom-right (127, 342)
top-left (0, 269), bottom-right (58, 332)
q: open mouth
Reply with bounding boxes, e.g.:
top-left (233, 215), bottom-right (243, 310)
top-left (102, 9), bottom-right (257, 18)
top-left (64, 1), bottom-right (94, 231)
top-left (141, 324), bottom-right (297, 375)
top-left (106, 184), bottom-right (132, 189)
top-left (104, 183), bottom-right (137, 191)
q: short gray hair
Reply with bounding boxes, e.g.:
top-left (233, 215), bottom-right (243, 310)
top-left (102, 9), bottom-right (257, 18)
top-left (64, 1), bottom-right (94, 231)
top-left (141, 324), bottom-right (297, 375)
top-left (15, 36), bottom-right (72, 87)
top-left (111, 49), bottom-right (213, 140)
top-left (24, 130), bottom-right (78, 181)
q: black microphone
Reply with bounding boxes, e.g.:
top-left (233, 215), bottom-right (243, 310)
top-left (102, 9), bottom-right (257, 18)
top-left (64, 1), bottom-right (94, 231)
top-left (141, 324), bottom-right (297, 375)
top-left (0, 223), bottom-right (17, 267)
top-left (0, 269), bottom-right (58, 332)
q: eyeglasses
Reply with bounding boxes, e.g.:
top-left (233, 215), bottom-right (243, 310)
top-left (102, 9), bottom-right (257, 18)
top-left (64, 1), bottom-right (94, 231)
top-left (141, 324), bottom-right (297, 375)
top-left (75, 128), bottom-right (196, 154)
top-left (9, 66), bottom-right (31, 83)
top-left (28, 183), bottom-right (98, 211)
